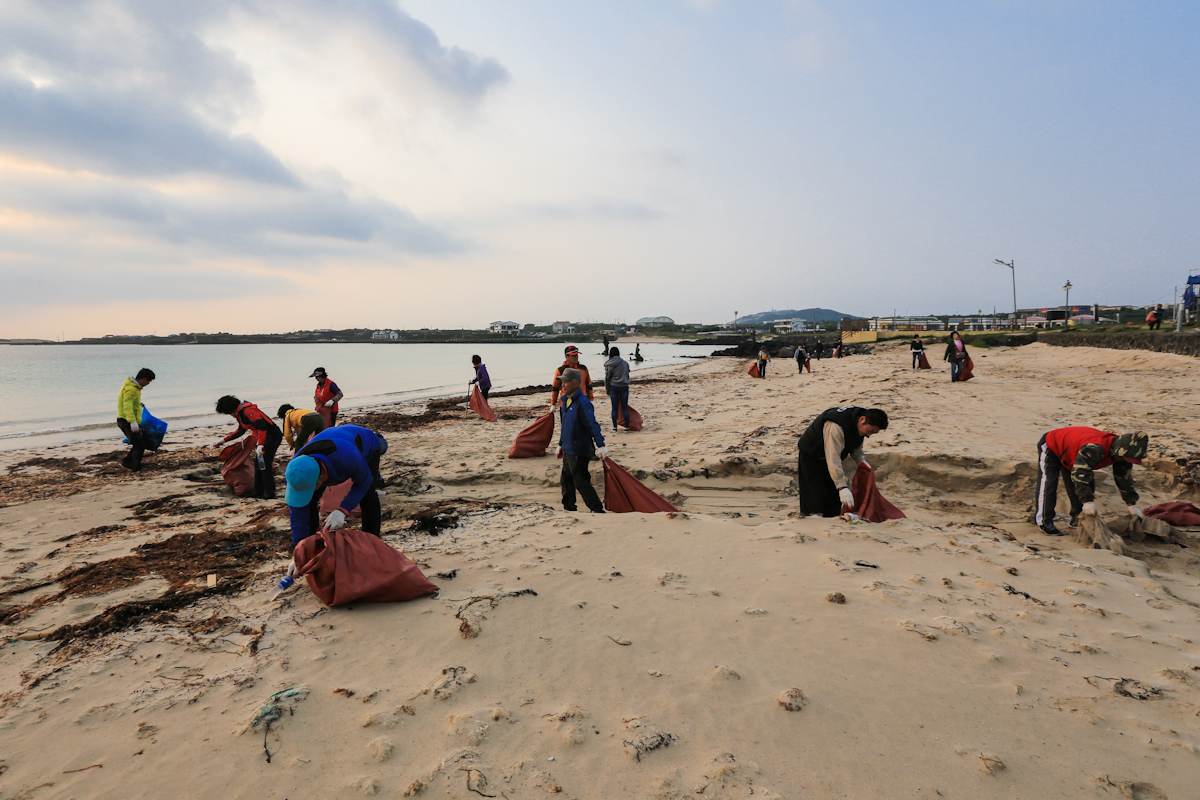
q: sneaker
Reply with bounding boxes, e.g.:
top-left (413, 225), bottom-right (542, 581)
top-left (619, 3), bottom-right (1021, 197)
top-left (1038, 522), bottom-right (1064, 536)
top-left (563, 506), bottom-right (578, 512)
top-left (591, 508), bottom-right (606, 514)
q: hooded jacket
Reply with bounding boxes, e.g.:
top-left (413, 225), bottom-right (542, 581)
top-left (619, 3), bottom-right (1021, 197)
top-left (118, 377), bottom-right (143, 424)
top-left (603, 356), bottom-right (630, 387)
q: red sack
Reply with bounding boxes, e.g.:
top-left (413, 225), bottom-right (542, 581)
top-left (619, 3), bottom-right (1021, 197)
top-left (842, 464), bottom-right (905, 523)
top-left (1144, 502), bottom-right (1200, 527)
top-left (317, 405), bottom-right (335, 428)
top-left (220, 439), bottom-right (257, 497)
top-left (469, 385), bottom-right (497, 422)
top-left (320, 479), bottom-right (360, 515)
top-left (509, 412), bottom-right (555, 458)
top-left (918, 353), bottom-right (931, 370)
top-left (805, 357), bottom-right (812, 373)
top-left (624, 406), bottom-right (643, 432)
top-left (602, 457), bottom-right (678, 513)
top-left (748, 363), bottom-right (760, 378)
top-left (958, 356), bottom-right (975, 381)
top-left (293, 529), bottom-right (438, 607)
top-left (834, 346), bottom-right (843, 358)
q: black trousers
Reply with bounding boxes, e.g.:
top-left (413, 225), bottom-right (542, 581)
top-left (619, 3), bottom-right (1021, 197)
top-left (306, 483), bottom-right (382, 539)
top-left (117, 418), bottom-right (145, 471)
top-left (295, 413), bottom-right (325, 449)
top-left (758, 359), bottom-right (767, 377)
top-left (1148, 319), bottom-right (1161, 330)
top-left (798, 449), bottom-right (842, 517)
top-left (912, 351), bottom-right (923, 368)
top-left (480, 386), bottom-right (490, 401)
top-left (255, 428), bottom-right (284, 499)
top-left (1034, 434), bottom-right (1081, 527)
top-left (561, 454), bottom-right (603, 512)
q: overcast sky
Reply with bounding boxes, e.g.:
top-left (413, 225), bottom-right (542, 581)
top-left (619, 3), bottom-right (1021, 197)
top-left (2, 0), bottom-right (1197, 338)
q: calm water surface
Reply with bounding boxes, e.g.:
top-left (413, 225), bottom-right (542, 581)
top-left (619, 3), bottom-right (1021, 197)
top-left (0, 342), bottom-right (720, 450)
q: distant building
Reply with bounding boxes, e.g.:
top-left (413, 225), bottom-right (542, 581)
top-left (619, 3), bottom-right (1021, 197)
top-left (489, 321), bottom-right (520, 335)
top-left (636, 316), bottom-right (674, 328)
top-left (372, 330), bottom-right (399, 340)
top-left (869, 316), bottom-right (946, 332)
top-left (552, 321), bottom-right (575, 334)
top-left (772, 319), bottom-right (809, 334)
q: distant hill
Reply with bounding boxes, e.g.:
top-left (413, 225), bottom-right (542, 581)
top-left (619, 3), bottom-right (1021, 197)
top-left (734, 308), bottom-right (862, 325)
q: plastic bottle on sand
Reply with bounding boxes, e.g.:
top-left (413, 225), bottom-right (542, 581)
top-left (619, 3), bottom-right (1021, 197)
top-left (266, 575), bottom-right (295, 601)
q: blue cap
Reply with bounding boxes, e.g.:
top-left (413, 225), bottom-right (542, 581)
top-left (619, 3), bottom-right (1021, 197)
top-left (285, 455), bottom-right (321, 507)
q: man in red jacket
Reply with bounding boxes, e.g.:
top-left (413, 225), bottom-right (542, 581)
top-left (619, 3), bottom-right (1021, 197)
top-left (1034, 427), bottom-right (1148, 536)
top-left (212, 395), bottom-right (285, 499)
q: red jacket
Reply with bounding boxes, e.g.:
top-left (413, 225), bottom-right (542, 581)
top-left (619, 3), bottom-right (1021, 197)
top-left (223, 401), bottom-right (280, 447)
top-left (1045, 427), bottom-right (1116, 471)
top-left (315, 378), bottom-right (341, 414)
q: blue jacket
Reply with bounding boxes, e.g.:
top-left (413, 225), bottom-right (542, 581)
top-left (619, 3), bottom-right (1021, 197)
top-left (288, 425), bottom-right (385, 543)
top-left (558, 389), bottom-right (605, 457)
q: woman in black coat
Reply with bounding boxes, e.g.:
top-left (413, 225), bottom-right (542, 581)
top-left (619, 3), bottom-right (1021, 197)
top-left (943, 331), bottom-right (969, 382)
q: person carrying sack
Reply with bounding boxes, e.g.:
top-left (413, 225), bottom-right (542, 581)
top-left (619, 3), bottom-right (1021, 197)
top-left (1034, 427), bottom-right (1148, 536)
top-left (556, 368), bottom-right (607, 513)
top-left (910, 335), bottom-right (925, 370)
top-left (603, 346), bottom-right (631, 430)
top-left (469, 355), bottom-right (492, 400)
top-left (756, 345), bottom-right (770, 378)
top-left (943, 331), bottom-right (969, 382)
top-left (284, 424), bottom-right (389, 545)
top-left (116, 368), bottom-right (155, 472)
top-left (211, 396), bottom-right (284, 499)
top-left (278, 404), bottom-right (326, 451)
top-left (311, 367), bottom-right (344, 427)
top-left (796, 405), bottom-right (889, 517)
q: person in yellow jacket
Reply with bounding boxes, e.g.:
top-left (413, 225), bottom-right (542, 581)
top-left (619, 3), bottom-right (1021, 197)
top-left (117, 368), bottom-right (156, 471)
top-left (277, 404), bottom-right (326, 450)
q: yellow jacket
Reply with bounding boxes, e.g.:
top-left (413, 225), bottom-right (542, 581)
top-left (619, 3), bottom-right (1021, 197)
top-left (117, 377), bottom-right (143, 423)
top-left (282, 408), bottom-right (318, 449)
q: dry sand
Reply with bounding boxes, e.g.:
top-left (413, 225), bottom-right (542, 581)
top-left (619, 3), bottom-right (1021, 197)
top-left (1, 342), bottom-right (1198, 799)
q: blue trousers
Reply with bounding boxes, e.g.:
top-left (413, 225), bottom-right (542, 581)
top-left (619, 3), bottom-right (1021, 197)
top-left (951, 359), bottom-right (963, 381)
top-left (608, 385), bottom-right (630, 428)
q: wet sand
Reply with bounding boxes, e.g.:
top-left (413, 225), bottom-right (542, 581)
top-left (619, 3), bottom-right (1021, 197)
top-left (0, 342), bottom-right (1198, 799)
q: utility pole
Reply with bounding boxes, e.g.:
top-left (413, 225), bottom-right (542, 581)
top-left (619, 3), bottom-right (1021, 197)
top-left (1062, 280), bottom-right (1072, 327)
top-left (994, 259), bottom-right (1017, 329)
top-left (1177, 287), bottom-right (1184, 332)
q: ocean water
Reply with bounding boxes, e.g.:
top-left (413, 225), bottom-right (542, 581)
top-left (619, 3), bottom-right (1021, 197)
top-left (0, 341), bottom-right (720, 451)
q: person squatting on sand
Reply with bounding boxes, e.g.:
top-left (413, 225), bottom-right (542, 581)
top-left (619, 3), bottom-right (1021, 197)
top-left (116, 368), bottom-right (155, 472)
top-left (1034, 426), bottom-right (1149, 536)
top-left (797, 406), bottom-right (889, 518)
top-left (277, 404), bottom-right (325, 451)
top-left (604, 346), bottom-right (631, 431)
top-left (212, 395), bottom-right (284, 500)
top-left (910, 335), bottom-right (924, 369)
top-left (943, 331), bottom-right (969, 381)
top-left (550, 345), bottom-right (594, 408)
top-left (794, 343), bottom-right (808, 374)
top-left (556, 368), bottom-right (608, 513)
top-left (284, 424), bottom-right (389, 544)
top-left (469, 355), bottom-right (492, 401)
top-left (756, 345), bottom-right (770, 378)
top-left (311, 367), bottom-right (343, 426)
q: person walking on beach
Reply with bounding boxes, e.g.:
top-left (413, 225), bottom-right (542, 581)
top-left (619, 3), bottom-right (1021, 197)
top-left (1146, 304), bottom-right (1164, 330)
top-left (756, 345), bottom-right (770, 378)
top-left (794, 344), bottom-right (808, 374)
top-left (910, 335), bottom-right (925, 370)
top-left (812, 340), bottom-right (824, 360)
top-left (116, 368), bottom-right (155, 472)
top-left (284, 424), bottom-right (388, 544)
top-left (277, 404), bottom-right (325, 451)
top-left (796, 406), bottom-right (889, 517)
top-left (556, 368), bottom-right (608, 513)
top-left (469, 355), bottom-right (492, 401)
top-left (604, 346), bottom-right (631, 430)
top-left (311, 367), bottom-right (343, 427)
top-left (943, 331), bottom-right (969, 382)
top-left (1034, 427), bottom-right (1148, 536)
top-left (212, 396), bottom-right (284, 499)
top-left (550, 346), bottom-right (594, 408)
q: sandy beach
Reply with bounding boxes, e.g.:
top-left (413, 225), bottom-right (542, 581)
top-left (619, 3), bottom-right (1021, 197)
top-left (1, 342), bottom-right (1198, 799)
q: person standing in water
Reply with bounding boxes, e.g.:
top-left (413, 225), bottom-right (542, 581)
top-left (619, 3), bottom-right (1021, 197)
top-left (604, 346), bottom-right (631, 430)
top-left (469, 355), bottom-right (492, 400)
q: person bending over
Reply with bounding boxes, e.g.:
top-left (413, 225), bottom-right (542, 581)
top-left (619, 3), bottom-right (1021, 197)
top-left (1034, 427), bottom-right (1148, 536)
top-left (277, 404), bottom-right (325, 451)
top-left (797, 406), bottom-right (889, 517)
top-left (212, 395), bottom-right (284, 499)
top-left (284, 424), bottom-right (388, 544)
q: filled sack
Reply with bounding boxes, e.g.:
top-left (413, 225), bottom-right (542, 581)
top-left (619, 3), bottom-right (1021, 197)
top-left (805, 357), bottom-right (812, 373)
top-left (602, 457), bottom-right (678, 513)
top-left (1144, 502), bottom-right (1200, 527)
top-left (748, 363), bottom-right (760, 378)
top-left (220, 439), bottom-right (258, 497)
top-left (918, 353), bottom-right (931, 370)
top-left (293, 529), bottom-right (439, 607)
top-left (624, 406), bottom-right (643, 432)
top-left (317, 405), bottom-right (335, 428)
top-left (469, 385), bottom-right (497, 422)
top-left (509, 412), bottom-right (555, 458)
top-left (122, 406), bottom-right (169, 452)
top-left (843, 464), bottom-right (905, 523)
top-left (958, 356), bottom-right (975, 381)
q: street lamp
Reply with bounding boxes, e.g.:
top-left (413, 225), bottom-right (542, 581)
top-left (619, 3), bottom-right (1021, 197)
top-left (1062, 280), bottom-right (1073, 327)
top-left (994, 259), bottom-right (1017, 328)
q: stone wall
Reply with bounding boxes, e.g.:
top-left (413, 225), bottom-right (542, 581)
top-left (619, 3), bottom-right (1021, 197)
top-left (1039, 331), bottom-right (1200, 358)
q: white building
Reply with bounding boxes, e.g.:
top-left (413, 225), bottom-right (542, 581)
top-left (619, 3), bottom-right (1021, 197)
top-left (772, 319), bottom-right (809, 334)
top-left (372, 330), bottom-right (399, 340)
top-left (552, 321), bottom-right (575, 334)
top-left (636, 316), bottom-right (675, 328)
top-left (489, 321), bottom-right (520, 335)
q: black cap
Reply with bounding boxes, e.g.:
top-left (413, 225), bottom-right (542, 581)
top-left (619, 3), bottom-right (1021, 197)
top-left (309, 367), bottom-right (327, 378)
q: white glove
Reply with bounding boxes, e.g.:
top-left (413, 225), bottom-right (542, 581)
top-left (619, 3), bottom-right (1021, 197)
top-left (1128, 506), bottom-right (1144, 518)
top-left (324, 399), bottom-right (335, 408)
top-left (555, 446), bottom-right (563, 457)
top-left (286, 559), bottom-right (298, 578)
top-left (324, 509), bottom-right (346, 530)
top-left (839, 488), bottom-right (855, 507)
top-left (130, 421), bottom-right (140, 434)
top-left (211, 439), bottom-right (226, 448)
top-left (1080, 502), bottom-right (1098, 517)
top-left (597, 447), bottom-right (609, 459)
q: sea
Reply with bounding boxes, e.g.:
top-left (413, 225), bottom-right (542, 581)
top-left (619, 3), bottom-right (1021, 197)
top-left (0, 341), bottom-right (722, 451)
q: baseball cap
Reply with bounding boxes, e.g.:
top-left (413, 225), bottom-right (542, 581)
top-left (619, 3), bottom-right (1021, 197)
top-left (309, 367), bottom-right (327, 378)
top-left (564, 346), bottom-right (580, 356)
top-left (285, 455), bottom-right (321, 506)
top-left (1111, 432), bottom-right (1148, 464)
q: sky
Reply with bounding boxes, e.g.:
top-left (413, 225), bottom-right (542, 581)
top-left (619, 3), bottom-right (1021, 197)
top-left (2, 0), bottom-right (1197, 338)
